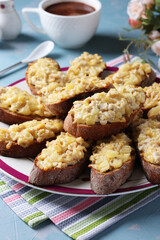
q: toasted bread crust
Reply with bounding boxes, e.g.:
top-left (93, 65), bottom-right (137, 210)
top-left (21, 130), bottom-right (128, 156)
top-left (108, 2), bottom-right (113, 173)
top-left (25, 58), bottom-right (61, 96)
top-left (0, 138), bottom-right (54, 158)
top-left (140, 69), bottom-right (156, 88)
top-left (90, 157), bottom-right (135, 195)
top-left (45, 84), bottom-right (114, 117)
top-left (102, 67), bottom-right (156, 87)
top-left (64, 111), bottom-right (137, 141)
top-left (141, 156), bottom-right (160, 185)
top-left (0, 107), bottom-right (55, 125)
top-left (29, 152), bottom-right (90, 186)
top-left (0, 107), bottom-right (44, 125)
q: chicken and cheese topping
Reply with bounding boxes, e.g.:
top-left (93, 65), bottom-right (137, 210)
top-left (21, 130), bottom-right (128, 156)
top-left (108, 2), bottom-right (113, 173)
top-left (46, 77), bottom-right (111, 103)
top-left (0, 119), bottom-right (63, 148)
top-left (69, 86), bottom-right (145, 125)
top-left (66, 52), bottom-right (106, 80)
top-left (106, 61), bottom-right (151, 86)
top-left (89, 133), bottom-right (132, 173)
top-left (134, 119), bottom-right (160, 165)
top-left (36, 132), bottom-right (89, 170)
top-left (143, 82), bottom-right (160, 109)
top-left (0, 86), bottom-right (52, 117)
top-left (26, 58), bottom-right (69, 96)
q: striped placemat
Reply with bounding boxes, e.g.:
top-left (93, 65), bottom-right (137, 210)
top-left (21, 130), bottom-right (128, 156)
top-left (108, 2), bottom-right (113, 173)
top-left (0, 172), bottom-right (160, 240)
top-left (0, 55), bottom-right (160, 240)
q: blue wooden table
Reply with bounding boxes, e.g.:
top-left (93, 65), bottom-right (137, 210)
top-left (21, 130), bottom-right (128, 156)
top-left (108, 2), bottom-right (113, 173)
top-left (0, 0), bottom-right (159, 239)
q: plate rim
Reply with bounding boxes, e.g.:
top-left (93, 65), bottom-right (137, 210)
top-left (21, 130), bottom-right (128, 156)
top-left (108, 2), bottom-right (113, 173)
top-left (0, 65), bottom-right (157, 197)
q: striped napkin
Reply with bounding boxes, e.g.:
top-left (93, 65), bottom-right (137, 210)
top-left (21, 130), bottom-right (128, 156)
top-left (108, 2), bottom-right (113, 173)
top-left (0, 55), bottom-right (160, 240)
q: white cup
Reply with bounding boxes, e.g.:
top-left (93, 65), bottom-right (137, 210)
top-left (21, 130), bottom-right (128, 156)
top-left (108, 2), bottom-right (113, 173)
top-left (22, 0), bottom-right (101, 49)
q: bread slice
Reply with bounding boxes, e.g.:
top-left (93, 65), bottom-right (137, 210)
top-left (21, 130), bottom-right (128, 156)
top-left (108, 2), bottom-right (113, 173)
top-left (64, 86), bottom-right (145, 140)
top-left (29, 132), bottom-right (90, 186)
top-left (133, 118), bottom-right (160, 185)
top-left (45, 83), bottom-right (114, 117)
top-left (0, 140), bottom-right (52, 158)
top-left (91, 158), bottom-right (135, 195)
top-left (140, 156), bottom-right (160, 184)
top-left (64, 112), bottom-right (135, 141)
top-left (29, 151), bottom-right (90, 186)
top-left (25, 58), bottom-right (62, 96)
top-left (105, 61), bottom-right (156, 88)
top-left (140, 68), bottom-right (156, 87)
top-left (0, 86), bottom-right (53, 124)
top-left (89, 133), bottom-right (135, 195)
top-left (0, 119), bottom-right (63, 158)
top-left (0, 107), bottom-right (43, 125)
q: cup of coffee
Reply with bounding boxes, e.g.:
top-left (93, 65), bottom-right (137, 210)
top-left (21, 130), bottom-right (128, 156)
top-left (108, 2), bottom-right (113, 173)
top-left (22, 0), bottom-right (101, 48)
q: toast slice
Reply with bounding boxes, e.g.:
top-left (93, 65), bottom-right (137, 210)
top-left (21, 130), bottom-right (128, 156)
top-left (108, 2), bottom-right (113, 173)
top-left (105, 61), bottom-right (156, 87)
top-left (0, 119), bottom-right (63, 158)
top-left (25, 58), bottom-right (69, 96)
top-left (66, 51), bottom-right (106, 80)
top-left (45, 79), bottom-right (114, 117)
top-left (0, 86), bottom-right (53, 124)
top-left (64, 86), bottom-right (145, 140)
top-left (26, 52), bottom-right (107, 97)
top-left (143, 83), bottom-right (160, 120)
top-left (89, 133), bottom-right (135, 195)
top-left (133, 118), bottom-right (160, 184)
top-left (29, 132), bottom-right (90, 186)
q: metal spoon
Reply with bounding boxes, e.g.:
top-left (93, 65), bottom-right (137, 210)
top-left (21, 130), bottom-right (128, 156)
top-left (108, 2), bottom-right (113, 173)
top-left (0, 41), bottom-right (54, 76)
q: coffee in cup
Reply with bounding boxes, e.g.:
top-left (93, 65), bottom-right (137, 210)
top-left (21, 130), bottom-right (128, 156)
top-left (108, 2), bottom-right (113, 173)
top-left (22, 0), bottom-right (101, 49)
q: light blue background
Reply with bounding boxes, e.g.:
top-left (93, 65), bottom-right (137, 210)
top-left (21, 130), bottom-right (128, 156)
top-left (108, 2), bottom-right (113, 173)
top-left (0, 0), bottom-right (159, 239)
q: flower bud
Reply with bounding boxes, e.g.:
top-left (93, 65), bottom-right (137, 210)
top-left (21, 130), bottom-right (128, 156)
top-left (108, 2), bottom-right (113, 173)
top-left (151, 41), bottom-right (160, 55)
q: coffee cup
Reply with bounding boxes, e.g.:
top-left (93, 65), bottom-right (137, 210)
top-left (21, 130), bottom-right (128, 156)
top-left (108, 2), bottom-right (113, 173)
top-left (22, 0), bottom-right (101, 49)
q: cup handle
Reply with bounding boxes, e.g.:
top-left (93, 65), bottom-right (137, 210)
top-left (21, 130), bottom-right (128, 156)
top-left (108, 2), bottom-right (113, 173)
top-left (22, 8), bottom-right (46, 35)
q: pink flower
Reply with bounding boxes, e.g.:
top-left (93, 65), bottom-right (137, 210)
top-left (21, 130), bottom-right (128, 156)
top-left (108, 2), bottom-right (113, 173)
top-left (148, 30), bottom-right (160, 40)
top-left (151, 41), bottom-right (160, 55)
top-left (127, 0), bottom-right (145, 20)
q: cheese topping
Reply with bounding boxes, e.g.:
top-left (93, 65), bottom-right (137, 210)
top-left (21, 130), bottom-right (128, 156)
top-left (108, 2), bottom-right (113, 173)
top-left (66, 52), bottom-right (106, 80)
top-left (89, 133), bottom-right (132, 173)
top-left (36, 132), bottom-right (89, 170)
top-left (134, 119), bottom-right (160, 165)
top-left (69, 86), bottom-right (145, 125)
top-left (26, 58), bottom-right (69, 96)
top-left (46, 77), bottom-right (110, 103)
top-left (0, 119), bottom-right (63, 148)
top-left (0, 86), bottom-right (52, 117)
top-left (106, 61), bottom-right (151, 86)
top-left (143, 82), bottom-right (160, 109)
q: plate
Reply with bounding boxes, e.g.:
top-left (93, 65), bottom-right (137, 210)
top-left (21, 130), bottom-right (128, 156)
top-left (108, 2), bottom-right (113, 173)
top-left (0, 66), bottom-right (156, 197)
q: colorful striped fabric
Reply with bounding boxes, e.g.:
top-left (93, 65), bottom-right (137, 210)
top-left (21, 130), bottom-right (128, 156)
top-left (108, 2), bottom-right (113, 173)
top-left (0, 172), bottom-right (160, 239)
top-left (0, 55), bottom-right (160, 239)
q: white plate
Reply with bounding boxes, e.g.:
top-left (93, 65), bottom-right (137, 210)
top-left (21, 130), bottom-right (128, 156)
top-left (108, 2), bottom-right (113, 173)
top-left (0, 67), bottom-right (156, 197)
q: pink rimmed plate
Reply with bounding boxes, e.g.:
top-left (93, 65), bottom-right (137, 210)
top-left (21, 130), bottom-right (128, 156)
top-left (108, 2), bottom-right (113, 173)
top-left (0, 66), bottom-right (156, 197)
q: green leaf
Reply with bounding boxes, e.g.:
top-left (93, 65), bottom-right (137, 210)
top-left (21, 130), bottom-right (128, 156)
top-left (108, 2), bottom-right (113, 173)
top-left (122, 27), bottom-right (133, 32)
top-left (146, 9), bottom-right (154, 20)
top-left (155, 0), bottom-right (160, 10)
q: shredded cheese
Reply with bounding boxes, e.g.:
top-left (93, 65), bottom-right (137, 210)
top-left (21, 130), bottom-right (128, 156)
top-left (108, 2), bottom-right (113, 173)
top-left (36, 132), bottom-right (89, 170)
top-left (134, 119), bottom-right (160, 165)
top-left (26, 58), bottom-right (69, 96)
top-left (0, 86), bottom-right (52, 117)
top-left (46, 77), bottom-right (110, 103)
top-left (67, 51), bottom-right (106, 80)
top-left (89, 133), bottom-right (132, 172)
top-left (0, 119), bottom-right (63, 149)
top-left (106, 61), bottom-right (151, 86)
top-left (69, 86), bottom-right (145, 125)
